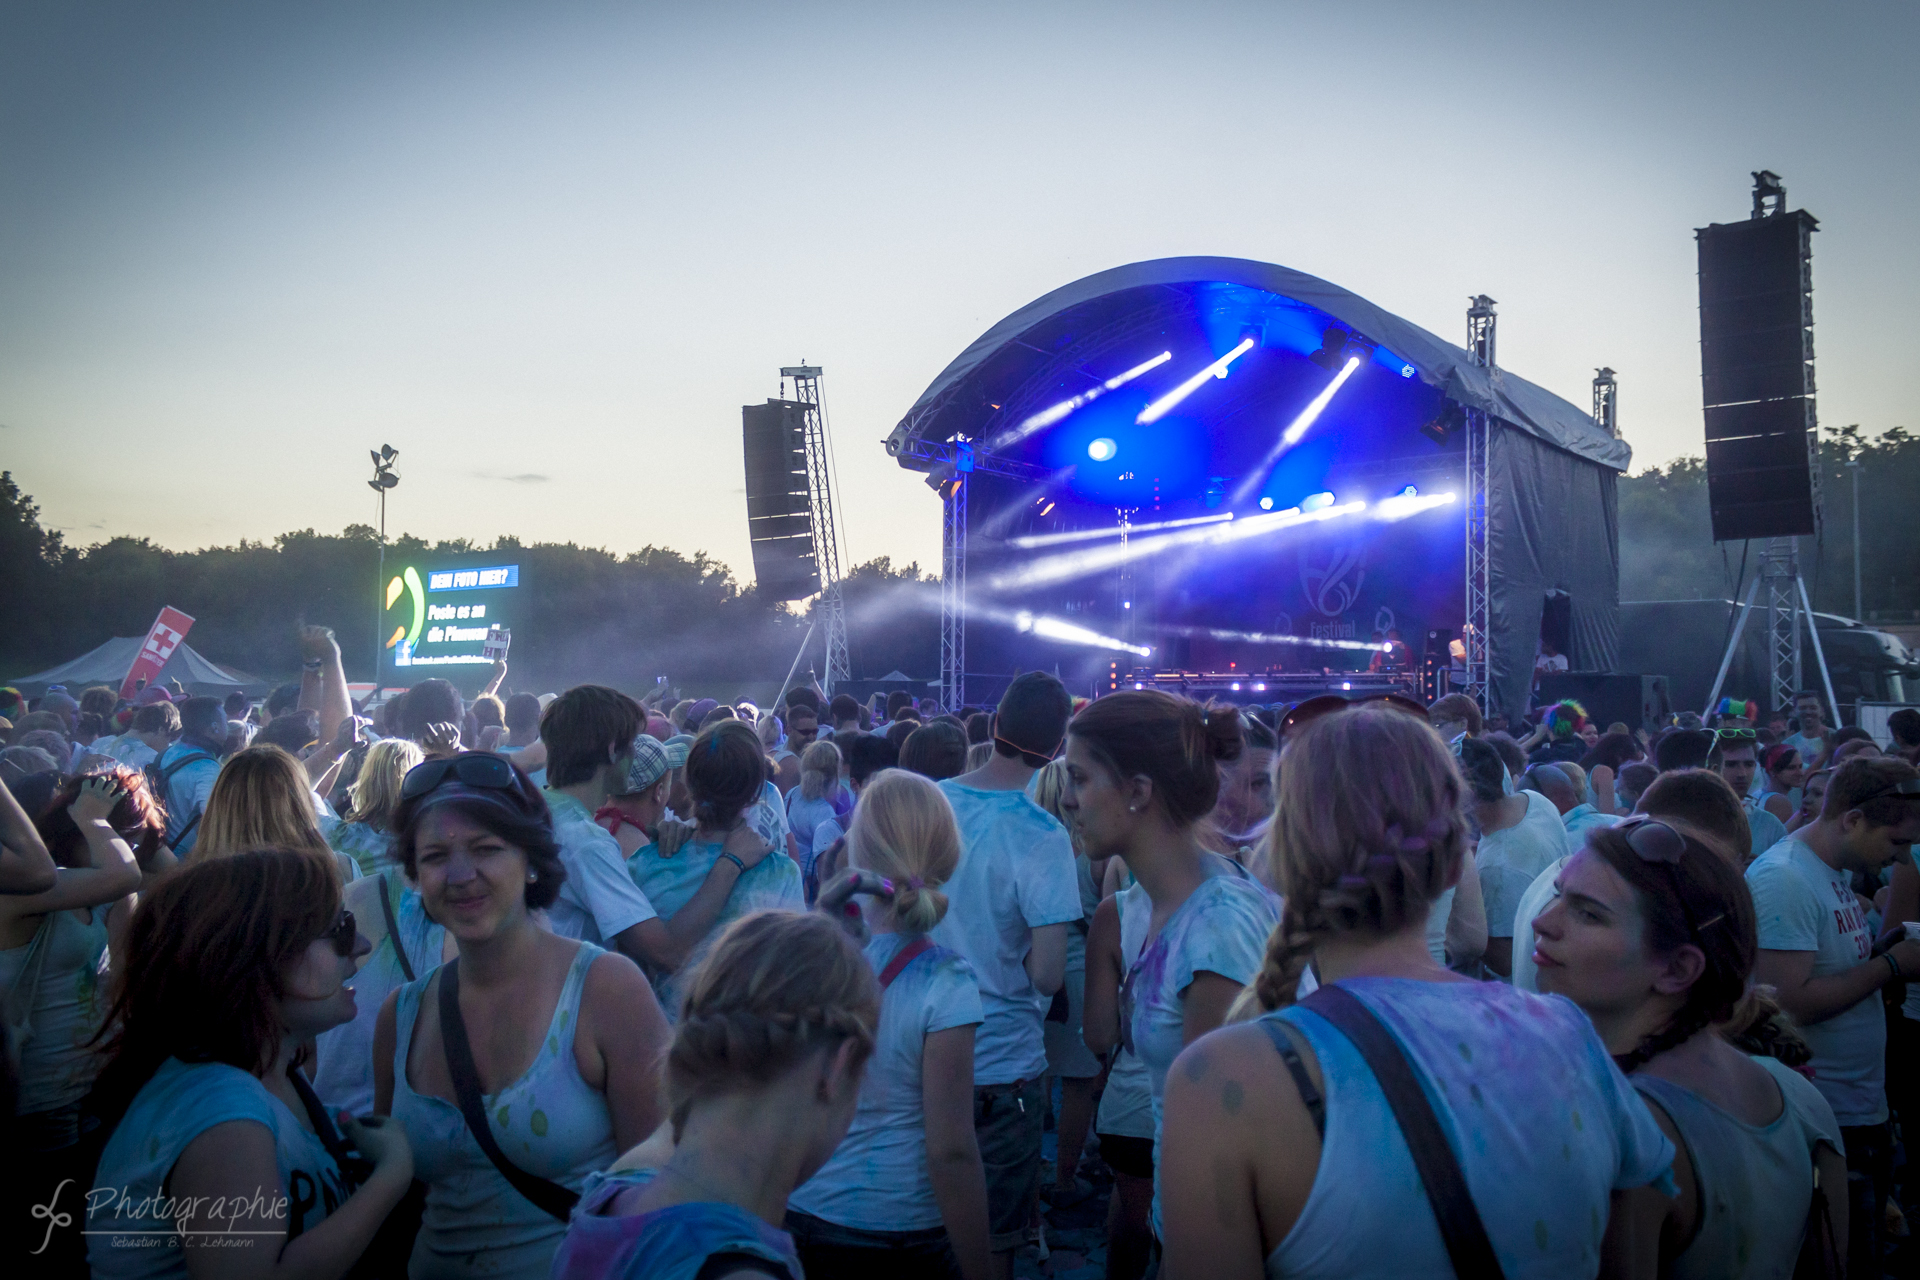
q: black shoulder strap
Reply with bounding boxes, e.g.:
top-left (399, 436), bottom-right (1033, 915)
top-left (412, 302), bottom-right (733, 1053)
top-left (437, 959), bottom-right (580, 1222)
top-left (1255, 1016), bottom-right (1327, 1139)
top-left (161, 750), bottom-right (214, 781)
top-left (380, 874), bottom-right (415, 984)
top-left (285, 1063), bottom-right (370, 1187)
top-left (693, 1253), bottom-right (791, 1280)
top-left (1302, 985), bottom-right (1504, 1280)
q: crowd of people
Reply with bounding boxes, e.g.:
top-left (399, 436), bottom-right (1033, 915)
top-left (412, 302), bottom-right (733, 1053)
top-left (3, 622), bottom-right (1920, 1280)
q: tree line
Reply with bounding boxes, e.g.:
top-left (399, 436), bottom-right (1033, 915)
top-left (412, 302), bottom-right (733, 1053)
top-left (3, 422), bottom-right (1910, 694)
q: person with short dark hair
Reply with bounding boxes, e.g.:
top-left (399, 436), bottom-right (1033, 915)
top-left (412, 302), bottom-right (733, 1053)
top-left (256, 707), bottom-right (321, 756)
top-left (1710, 733), bottom-right (1788, 862)
top-left (886, 690), bottom-right (914, 720)
top-left (1656, 728), bottom-right (1716, 774)
top-left (375, 756), bottom-right (669, 1279)
top-left (501, 691), bottom-right (543, 752)
top-left (930, 671), bottom-right (1080, 1269)
top-left (263, 681), bottom-right (302, 720)
top-left (222, 690), bottom-right (251, 721)
top-left (1783, 690), bottom-right (1834, 767)
top-left (1750, 755), bottom-right (1920, 1275)
top-left (899, 720), bottom-right (968, 782)
top-left (1889, 707), bottom-right (1920, 766)
top-left (156, 697), bottom-right (227, 856)
top-left (1458, 736), bottom-right (1571, 978)
top-left (1615, 760), bottom-right (1658, 812)
top-left (828, 692), bottom-right (862, 732)
top-left (964, 711), bottom-right (991, 746)
top-left (885, 718), bottom-right (917, 752)
top-left (102, 699), bottom-right (181, 770)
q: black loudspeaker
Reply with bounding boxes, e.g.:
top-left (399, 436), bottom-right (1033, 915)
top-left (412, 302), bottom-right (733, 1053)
top-left (742, 400), bottom-right (819, 600)
top-left (1537, 673), bottom-right (1671, 734)
top-left (1695, 208), bottom-right (1819, 542)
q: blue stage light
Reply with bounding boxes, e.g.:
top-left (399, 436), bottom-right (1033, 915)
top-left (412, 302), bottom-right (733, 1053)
top-left (1259, 497), bottom-right (1274, 511)
top-left (997, 351), bottom-right (1172, 448)
top-left (1087, 438), bottom-right (1117, 462)
top-left (1401, 364), bottom-right (1416, 378)
top-left (1301, 491), bottom-right (1335, 512)
top-left (1399, 485), bottom-right (1418, 498)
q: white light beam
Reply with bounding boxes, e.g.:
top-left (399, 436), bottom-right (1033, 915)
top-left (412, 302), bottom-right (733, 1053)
top-left (1136, 338), bottom-right (1256, 425)
top-left (994, 351), bottom-right (1173, 449)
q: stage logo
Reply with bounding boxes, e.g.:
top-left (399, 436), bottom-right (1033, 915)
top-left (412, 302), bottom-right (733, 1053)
top-left (1299, 544), bottom-right (1366, 619)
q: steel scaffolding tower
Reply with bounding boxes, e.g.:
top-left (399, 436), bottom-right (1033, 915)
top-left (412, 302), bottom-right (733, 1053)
top-left (940, 480), bottom-right (967, 709)
top-left (1461, 296), bottom-right (1497, 714)
top-left (781, 364), bottom-right (851, 695)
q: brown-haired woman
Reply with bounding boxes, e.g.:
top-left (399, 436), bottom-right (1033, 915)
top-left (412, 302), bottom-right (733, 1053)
top-left (193, 744), bottom-right (359, 883)
top-left (550, 910), bottom-right (879, 1280)
top-left (1070, 690), bottom-right (1282, 1243)
top-left (373, 753), bottom-right (669, 1280)
top-left (630, 720), bottom-right (804, 1018)
top-left (1532, 820), bottom-right (1848, 1276)
top-left (86, 848), bottom-right (415, 1279)
top-left (3, 770), bottom-right (152, 1270)
top-left (1157, 704), bottom-right (1675, 1278)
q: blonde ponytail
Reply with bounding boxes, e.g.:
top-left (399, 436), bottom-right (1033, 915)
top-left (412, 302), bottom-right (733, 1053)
top-left (845, 769), bottom-right (962, 932)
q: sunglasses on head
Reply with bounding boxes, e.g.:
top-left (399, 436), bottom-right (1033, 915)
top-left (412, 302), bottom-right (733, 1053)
top-left (1279, 692), bottom-right (1430, 740)
top-left (400, 752), bottom-right (518, 800)
top-left (1855, 777), bottom-right (1920, 806)
top-left (321, 908), bottom-right (357, 957)
top-left (1607, 815), bottom-right (1725, 938)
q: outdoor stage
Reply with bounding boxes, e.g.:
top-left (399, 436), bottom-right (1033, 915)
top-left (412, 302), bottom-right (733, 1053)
top-left (885, 257), bottom-right (1631, 720)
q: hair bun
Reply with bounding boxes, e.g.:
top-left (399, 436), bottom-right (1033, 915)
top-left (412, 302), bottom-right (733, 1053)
top-left (1202, 704), bottom-right (1245, 763)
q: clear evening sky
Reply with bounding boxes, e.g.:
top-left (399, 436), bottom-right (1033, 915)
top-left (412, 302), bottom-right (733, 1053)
top-left (3, 1), bottom-right (1914, 586)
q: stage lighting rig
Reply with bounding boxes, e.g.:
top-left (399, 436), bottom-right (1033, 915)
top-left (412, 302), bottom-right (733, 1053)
top-left (926, 459), bottom-right (963, 500)
top-left (1308, 327), bottom-right (1374, 373)
top-left (1420, 401), bottom-right (1465, 447)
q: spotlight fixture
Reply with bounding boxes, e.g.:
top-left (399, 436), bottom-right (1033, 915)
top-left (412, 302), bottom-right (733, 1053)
top-left (926, 460), bottom-right (963, 500)
top-left (1259, 496), bottom-right (1274, 511)
top-left (1301, 491), bottom-right (1335, 512)
top-left (1308, 326), bottom-right (1377, 373)
top-left (1137, 338), bottom-right (1256, 424)
top-left (1202, 477), bottom-right (1226, 509)
top-left (1420, 401), bottom-right (1466, 447)
top-left (1087, 437), bottom-right (1117, 462)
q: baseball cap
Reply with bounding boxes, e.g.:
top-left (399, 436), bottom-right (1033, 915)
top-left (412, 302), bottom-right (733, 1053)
top-left (616, 734), bottom-right (692, 796)
top-left (687, 698), bottom-right (719, 724)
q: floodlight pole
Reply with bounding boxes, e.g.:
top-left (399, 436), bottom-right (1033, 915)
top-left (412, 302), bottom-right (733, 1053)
top-left (941, 478), bottom-right (967, 710)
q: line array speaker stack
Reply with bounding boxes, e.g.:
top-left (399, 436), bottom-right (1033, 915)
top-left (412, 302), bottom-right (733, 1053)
top-left (742, 399), bottom-right (820, 600)
top-left (1695, 180), bottom-right (1819, 542)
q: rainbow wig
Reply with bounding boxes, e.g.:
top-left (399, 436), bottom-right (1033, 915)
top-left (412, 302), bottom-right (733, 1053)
top-left (1545, 700), bottom-right (1588, 739)
top-left (1715, 697), bottom-right (1758, 722)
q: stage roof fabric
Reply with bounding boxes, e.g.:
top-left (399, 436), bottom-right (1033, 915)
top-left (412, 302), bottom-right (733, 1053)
top-left (11, 637), bottom-right (262, 695)
top-left (889, 256), bottom-right (1631, 472)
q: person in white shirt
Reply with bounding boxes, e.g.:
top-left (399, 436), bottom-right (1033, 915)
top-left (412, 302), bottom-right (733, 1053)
top-left (931, 672), bottom-right (1081, 1276)
top-left (788, 769), bottom-right (992, 1280)
top-left (1748, 755), bottom-right (1920, 1276)
top-left (1458, 737), bottom-right (1570, 976)
top-left (101, 700), bottom-right (180, 770)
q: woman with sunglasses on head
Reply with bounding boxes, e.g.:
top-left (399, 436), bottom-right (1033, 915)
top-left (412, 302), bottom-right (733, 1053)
top-left (1071, 691), bottom-right (1284, 1243)
top-left (1532, 819), bottom-right (1850, 1277)
top-left (629, 720), bottom-right (804, 1019)
top-left (88, 848), bottom-right (415, 1280)
top-left (372, 752), bottom-right (670, 1280)
top-left (1157, 704), bottom-right (1674, 1279)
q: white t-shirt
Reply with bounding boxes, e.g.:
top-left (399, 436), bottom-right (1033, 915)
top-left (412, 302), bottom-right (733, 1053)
top-left (102, 735), bottom-right (159, 770)
top-left (1563, 803), bottom-right (1621, 841)
top-left (931, 780), bottom-right (1083, 1086)
top-left (747, 779), bottom-right (790, 853)
top-left (787, 934), bottom-right (984, 1230)
top-left (1747, 836), bottom-right (1884, 1125)
top-left (1508, 855), bottom-right (1572, 994)
top-left (1476, 790), bottom-right (1573, 943)
top-left (1096, 885), bottom-right (1156, 1141)
top-left (542, 790), bottom-right (658, 945)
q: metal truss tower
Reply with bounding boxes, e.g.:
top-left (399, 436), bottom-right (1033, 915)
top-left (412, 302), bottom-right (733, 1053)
top-left (1461, 296), bottom-right (1497, 715)
top-left (940, 479), bottom-right (967, 709)
top-left (781, 365), bottom-right (851, 695)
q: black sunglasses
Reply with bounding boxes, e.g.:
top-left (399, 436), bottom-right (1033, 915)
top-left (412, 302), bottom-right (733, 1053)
top-left (400, 753), bottom-right (518, 800)
top-left (1279, 692), bottom-right (1430, 740)
top-left (1855, 777), bottom-right (1920, 806)
top-left (321, 909), bottom-right (357, 957)
top-left (1609, 815), bottom-right (1724, 938)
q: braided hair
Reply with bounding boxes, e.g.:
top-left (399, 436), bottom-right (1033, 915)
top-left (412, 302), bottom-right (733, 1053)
top-left (665, 910), bottom-right (879, 1140)
top-left (1583, 825), bottom-right (1757, 1073)
top-left (1235, 704), bottom-right (1467, 1018)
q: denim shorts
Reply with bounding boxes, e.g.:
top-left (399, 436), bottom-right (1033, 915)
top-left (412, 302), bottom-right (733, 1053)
top-left (974, 1077), bottom-right (1046, 1250)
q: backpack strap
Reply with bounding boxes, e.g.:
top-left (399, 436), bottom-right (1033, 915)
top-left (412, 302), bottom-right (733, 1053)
top-left (437, 959), bottom-right (580, 1221)
top-left (1301, 985), bottom-right (1504, 1280)
top-left (877, 936), bottom-right (935, 990)
top-left (380, 873), bottom-right (415, 984)
top-left (1255, 1015), bottom-right (1326, 1140)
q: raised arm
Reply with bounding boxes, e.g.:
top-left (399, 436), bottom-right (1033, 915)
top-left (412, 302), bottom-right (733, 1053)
top-left (0, 771), bottom-right (56, 894)
top-left (298, 626), bottom-right (352, 751)
top-left (0, 778), bottom-right (141, 919)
